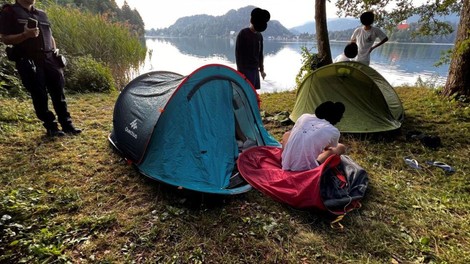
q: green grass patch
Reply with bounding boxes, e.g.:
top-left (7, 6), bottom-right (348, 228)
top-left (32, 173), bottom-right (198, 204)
top-left (0, 87), bottom-right (469, 263)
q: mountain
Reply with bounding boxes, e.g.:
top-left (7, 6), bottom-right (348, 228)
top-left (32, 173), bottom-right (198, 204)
top-left (149, 6), bottom-right (294, 38)
top-left (290, 13), bottom-right (460, 35)
top-left (290, 18), bottom-right (359, 34)
top-left (407, 13), bottom-right (460, 24)
top-left (146, 6), bottom-right (460, 42)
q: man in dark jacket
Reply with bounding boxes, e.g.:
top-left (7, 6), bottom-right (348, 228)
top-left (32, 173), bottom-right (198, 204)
top-left (235, 7), bottom-right (270, 90)
top-left (0, 0), bottom-right (81, 137)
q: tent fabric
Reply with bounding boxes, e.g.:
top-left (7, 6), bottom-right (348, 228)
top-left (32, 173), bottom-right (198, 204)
top-left (109, 64), bottom-right (280, 195)
top-left (290, 61), bottom-right (404, 133)
top-left (237, 146), bottom-right (369, 214)
top-left (109, 71), bottom-right (185, 163)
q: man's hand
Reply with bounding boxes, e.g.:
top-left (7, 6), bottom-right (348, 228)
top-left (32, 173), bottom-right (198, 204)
top-left (260, 71), bottom-right (266, 80)
top-left (23, 24), bottom-right (39, 39)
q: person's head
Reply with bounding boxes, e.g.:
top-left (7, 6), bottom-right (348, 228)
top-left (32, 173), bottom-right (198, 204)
top-left (344, 42), bottom-right (358, 58)
top-left (315, 101), bottom-right (345, 125)
top-left (250, 8), bottom-right (270, 32)
top-left (360, 11), bottom-right (375, 26)
top-left (17, 0), bottom-right (36, 5)
top-left (17, 0), bottom-right (35, 8)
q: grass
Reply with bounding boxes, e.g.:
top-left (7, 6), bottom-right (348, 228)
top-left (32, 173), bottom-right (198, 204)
top-left (0, 87), bottom-right (469, 263)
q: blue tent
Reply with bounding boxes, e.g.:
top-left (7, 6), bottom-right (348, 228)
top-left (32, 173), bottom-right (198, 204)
top-left (109, 64), bottom-right (279, 194)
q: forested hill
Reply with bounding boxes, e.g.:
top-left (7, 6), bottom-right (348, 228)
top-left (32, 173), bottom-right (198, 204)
top-left (146, 6), bottom-right (294, 38)
top-left (326, 23), bottom-right (457, 43)
top-left (146, 5), bottom-right (458, 43)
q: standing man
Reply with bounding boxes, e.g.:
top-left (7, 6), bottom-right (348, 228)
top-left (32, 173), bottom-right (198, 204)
top-left (350, 11), bottom-right (389, 66)
top-left (235, 7), bottom-right (270, 90)
top-left (0, 0), bottom-right (81, 137)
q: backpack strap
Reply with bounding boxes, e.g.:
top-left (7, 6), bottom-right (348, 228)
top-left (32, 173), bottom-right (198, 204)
top-left (330, 214), bottom-right (345, 231)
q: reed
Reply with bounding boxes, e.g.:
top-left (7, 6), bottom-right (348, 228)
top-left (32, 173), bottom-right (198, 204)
top-left (44, 3), bottom-right (147, 87)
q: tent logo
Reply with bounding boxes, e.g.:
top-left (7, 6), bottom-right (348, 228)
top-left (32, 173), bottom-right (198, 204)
top-left (125, 119), bottom-right (138, 139)
top-left (130, 119), bottom-right (138, 130)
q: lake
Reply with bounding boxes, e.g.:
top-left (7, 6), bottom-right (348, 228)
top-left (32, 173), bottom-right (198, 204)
top-left (137, 37), bottom-right (452, 93)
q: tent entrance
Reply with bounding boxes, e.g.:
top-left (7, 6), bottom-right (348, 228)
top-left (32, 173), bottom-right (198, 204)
top-left (184, 78), bottom-right (261, 190)
top-left (229, 85), bottom-right (263, 189)
top-left (233, 85), bottom-right (264, 150)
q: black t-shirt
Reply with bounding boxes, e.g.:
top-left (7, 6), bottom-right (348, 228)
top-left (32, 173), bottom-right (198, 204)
top-left (235, 27), bottom-right (264, 71)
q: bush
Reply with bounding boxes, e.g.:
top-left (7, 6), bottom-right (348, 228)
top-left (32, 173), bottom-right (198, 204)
top-left (295, 46), bottom-right (317, 88)
top-left (0, 44), bottom-right (28, 98)
top-left (64, 55), bottom-right (115, 93)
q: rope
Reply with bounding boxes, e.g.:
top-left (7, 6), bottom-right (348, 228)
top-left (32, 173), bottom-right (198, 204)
top-left (330, 214), bottom-right (345, 231)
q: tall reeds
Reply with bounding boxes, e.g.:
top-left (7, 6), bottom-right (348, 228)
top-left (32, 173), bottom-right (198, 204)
top-left (44, 2), bottom-right (147, 87)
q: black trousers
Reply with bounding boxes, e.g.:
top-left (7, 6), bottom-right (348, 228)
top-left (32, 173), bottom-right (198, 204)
top-left (15, 53), bottom-right (71, 130)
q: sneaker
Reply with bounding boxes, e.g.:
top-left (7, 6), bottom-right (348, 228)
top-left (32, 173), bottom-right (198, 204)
top-left (47, 128), bottom-right (65, 137)
top-left (62, 124), bottom-right (82, 135)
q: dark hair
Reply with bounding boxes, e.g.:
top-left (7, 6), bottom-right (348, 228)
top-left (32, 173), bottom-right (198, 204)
top-left (344, 42), bottom-right (358, 58)
top-left (360, 11), bottom-right (375, 26)
top-left (251, 8), bottom-right (270, 32)
top-left (315, 101), bottom-right (345, 125)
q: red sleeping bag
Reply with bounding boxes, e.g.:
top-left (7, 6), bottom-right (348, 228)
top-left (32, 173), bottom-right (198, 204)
top-left (237, 146), bottom-right (368, 215)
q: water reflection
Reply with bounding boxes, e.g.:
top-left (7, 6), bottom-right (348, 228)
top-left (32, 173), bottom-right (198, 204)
top-left (140, 37), bottom-right (451, 93)
top-left (155, 37), bottom-right (288, 62)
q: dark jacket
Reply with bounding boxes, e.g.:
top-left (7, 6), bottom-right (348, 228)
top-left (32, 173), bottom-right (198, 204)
top-left (0, 3), bottom-right (54, 61)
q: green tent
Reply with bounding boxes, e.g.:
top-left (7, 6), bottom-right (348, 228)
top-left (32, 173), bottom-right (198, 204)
top-left (290, 61), bottom-right (404, 133)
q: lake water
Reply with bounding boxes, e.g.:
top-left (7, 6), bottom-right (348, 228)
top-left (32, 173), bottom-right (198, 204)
top-left (137, 37), bottom-right (452, 93)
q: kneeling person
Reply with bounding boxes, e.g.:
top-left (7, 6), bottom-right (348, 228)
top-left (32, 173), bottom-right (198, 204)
top-left (281, 101), bottom-right (346, 171)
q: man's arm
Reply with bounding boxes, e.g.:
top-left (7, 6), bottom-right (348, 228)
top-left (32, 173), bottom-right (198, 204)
top-left (350, 28), bottom-right (359, 43)
top-left (1, 25), bottom-right (38, 45)
top-left (370, 37), bottom-right (388, 53)
top-left (258, 35), bottom-right (265, 79)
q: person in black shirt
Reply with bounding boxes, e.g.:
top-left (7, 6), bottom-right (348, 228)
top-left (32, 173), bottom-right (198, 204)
top-left (0, 0), bottom-right (81, 137)
top-left (235, 7), bottom-right (270, 90)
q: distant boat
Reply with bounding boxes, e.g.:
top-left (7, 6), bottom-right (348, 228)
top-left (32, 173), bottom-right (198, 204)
top-left (397, 20), bottom-right (410, 30)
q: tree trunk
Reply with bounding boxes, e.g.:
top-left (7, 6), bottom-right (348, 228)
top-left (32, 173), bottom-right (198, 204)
top-left (442, 0), bottom-right (470, 97)
top-left (315, 0), bottom-right (332, 64)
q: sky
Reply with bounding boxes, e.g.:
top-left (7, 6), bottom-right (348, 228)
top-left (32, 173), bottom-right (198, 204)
top-left (114, 0), bottom-right (339, 30)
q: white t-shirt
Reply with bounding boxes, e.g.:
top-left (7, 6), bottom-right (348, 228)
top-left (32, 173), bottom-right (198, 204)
top-left (281, 114), bottom-right (340, 171)
top-left (351, 26), bottom-right (387, 65)
top-left (334, 54), bottom-right (351, 63)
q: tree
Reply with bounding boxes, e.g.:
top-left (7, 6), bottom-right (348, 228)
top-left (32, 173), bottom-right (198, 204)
top-left (314, 0), bottom-right (468, 98)
top-left (442, 1), bottom-right (469, 98)
top-left (119, 0), bottom-right (145, 36)
top-left (314, 0), bottom-right (332, 64)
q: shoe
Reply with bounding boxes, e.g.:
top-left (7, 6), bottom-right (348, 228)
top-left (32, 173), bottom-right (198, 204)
top-left (425, 161), bottom-right (455, 174)
top-left (47, 128), bottom-right (65, 137)
top-left (403, 157), bottom-right (421, 169)
top-left (62, 124), bottom-right (82, 135)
